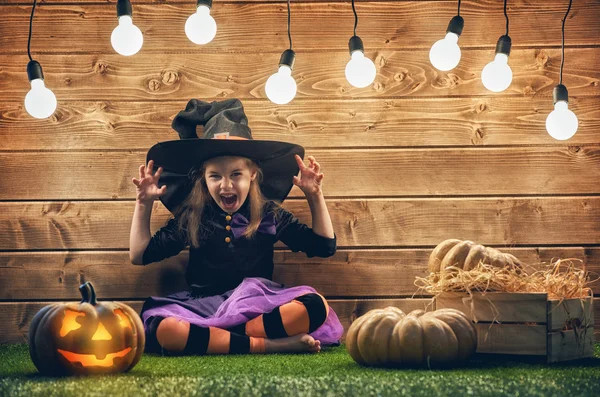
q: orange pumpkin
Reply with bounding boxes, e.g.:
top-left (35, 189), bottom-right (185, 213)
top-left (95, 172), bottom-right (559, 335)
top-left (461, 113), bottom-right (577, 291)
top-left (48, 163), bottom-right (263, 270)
top-left (346, 307), bottom-right (476, 367)
top-left (28, 282), bottom-right (145, 376)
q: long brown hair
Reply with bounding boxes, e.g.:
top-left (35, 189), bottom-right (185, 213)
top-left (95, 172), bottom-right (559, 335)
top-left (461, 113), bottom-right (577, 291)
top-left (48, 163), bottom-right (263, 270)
top-left (174, 157), bottom-right (279, 248)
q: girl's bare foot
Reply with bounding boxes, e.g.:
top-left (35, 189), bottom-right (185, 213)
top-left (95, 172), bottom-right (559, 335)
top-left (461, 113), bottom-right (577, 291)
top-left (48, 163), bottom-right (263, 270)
top-left (264, 334), bottom-right (321, 354)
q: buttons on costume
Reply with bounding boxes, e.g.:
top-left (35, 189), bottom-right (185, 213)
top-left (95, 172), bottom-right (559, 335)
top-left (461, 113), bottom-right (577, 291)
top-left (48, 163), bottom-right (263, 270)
top-left (226, 215), bottom-right (232, 221)
top-left (226, 225), bottom-right (231, 231)
top-left (225, 237), bottom-right (231, 243)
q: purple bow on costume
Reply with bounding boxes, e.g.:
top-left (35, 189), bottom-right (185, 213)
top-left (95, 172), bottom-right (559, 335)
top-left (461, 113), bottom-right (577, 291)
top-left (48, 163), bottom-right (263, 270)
top-left (231, 212), bottom-right (277, 239)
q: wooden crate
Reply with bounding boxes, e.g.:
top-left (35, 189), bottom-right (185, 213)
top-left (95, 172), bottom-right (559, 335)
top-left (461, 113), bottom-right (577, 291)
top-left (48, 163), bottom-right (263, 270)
top-left (435, 292), bottom-right (594, 363)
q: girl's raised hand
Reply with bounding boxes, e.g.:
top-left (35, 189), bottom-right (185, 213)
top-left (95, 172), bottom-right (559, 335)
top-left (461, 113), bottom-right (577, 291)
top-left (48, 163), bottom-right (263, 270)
top-left (132, 160), bottom-right (166, 204)
top-left (293, 154), bottom-right (324, 197)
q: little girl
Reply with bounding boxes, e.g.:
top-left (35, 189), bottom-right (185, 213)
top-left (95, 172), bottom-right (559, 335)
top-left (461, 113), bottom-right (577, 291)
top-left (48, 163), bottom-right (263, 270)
top-left (129, 99), bottom-right (343, 356)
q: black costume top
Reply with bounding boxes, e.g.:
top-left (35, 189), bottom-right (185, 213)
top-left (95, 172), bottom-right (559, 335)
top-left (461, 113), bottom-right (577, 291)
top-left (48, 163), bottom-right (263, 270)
top-left (142, 198), bottom-right (337, 296)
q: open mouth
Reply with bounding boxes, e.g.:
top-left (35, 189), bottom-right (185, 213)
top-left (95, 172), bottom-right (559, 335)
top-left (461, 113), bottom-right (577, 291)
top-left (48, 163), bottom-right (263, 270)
top-left (220, 194), bottom-right (238, 209)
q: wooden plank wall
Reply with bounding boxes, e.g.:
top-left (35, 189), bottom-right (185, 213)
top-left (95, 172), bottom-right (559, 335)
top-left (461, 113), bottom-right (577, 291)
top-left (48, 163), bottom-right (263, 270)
top-left (1, 0), bottom-right (599, 344)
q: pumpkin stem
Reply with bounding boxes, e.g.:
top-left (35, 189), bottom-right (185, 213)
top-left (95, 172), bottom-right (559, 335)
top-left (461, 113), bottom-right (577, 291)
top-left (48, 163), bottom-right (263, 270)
top-left (79, 282), bottom-right (97, 305)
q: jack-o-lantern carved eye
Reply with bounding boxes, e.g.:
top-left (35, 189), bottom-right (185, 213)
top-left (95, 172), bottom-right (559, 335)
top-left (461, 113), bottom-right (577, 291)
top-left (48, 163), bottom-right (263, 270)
top-left (60, 310), bottom-right (85, 337)
top-left (114, 309), bottom-right (132, 329)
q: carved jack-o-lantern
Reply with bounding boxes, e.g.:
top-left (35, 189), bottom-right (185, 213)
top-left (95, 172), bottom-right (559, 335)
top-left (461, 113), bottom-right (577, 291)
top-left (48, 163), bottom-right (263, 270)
top-left (28, 282), bottom-right (145, 376)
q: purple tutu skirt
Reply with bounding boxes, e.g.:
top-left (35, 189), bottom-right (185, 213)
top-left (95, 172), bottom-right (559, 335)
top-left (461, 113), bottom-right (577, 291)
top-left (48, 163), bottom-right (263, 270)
top-left (141, 277), bottom-right (344, 353)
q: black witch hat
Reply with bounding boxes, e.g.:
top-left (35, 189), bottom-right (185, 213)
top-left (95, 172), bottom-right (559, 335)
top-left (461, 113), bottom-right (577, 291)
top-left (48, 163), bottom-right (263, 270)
top-left (146, 98), bottom-right (305, 213)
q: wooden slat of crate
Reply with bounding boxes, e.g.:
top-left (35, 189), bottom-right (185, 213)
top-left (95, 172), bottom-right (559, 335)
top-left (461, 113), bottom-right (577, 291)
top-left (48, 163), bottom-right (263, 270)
top-left (548, 328), bottom-right (595, 363)
top-left (475, 324), bottom-right (547, 356)
top-left (548, 297), bottom-right (594, 331)
top-left (435, 292), bottom-right (548, 324)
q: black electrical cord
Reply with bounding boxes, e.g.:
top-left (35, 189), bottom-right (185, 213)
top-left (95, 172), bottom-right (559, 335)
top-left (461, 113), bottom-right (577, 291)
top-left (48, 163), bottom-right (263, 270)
top-left (457, 0), bottom-right (461, 16)
top-left (287, 0), bottom-right (292, 50)
top-left (504, 0), bottom-right (509, 36)
top-left (352, 0), bottom-right (358, 36)
top-left (560, 0), bottom-right (573, 85)
top-left (27, 0), bottom-right (38, 61)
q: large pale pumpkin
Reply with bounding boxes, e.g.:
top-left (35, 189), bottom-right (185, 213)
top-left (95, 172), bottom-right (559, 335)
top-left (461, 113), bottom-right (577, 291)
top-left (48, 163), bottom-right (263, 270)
top-left (428, 239), bottom-right (523, 274)
top-left (28, 282), bottom-right (145, 376)
top-left (346, 307), bottom-right (476, 367)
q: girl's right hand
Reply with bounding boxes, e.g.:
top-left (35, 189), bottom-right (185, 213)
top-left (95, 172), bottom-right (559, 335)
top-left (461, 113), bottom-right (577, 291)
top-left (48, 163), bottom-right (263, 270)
top-left (132, 160), bottom-right (166, 204)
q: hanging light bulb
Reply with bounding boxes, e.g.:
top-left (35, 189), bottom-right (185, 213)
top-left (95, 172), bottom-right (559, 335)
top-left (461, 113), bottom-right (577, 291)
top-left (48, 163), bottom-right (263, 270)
top-left (111, 0), bottom-right (143, 56)
top-left (546, 0), bottom-right (578, 140)
top-left (185, 0), bottom-right (217, 45)
top-left (429, 7), bottom-right (464, 72)
top-left (265, 0), bottom-right (296, 105)
top-left (482, 0), bottom-right (512, 92)
top-left (25, 60), bottom-right (57, 119)
top-left (24, 0), bottom-right (57, 119)
top-left (481, 36), bottom-right (512, 92)
top-left (344, 0), bottom-right (376, 88)
top-left (546, 85), bottom-right (578, 140)
top-left (266, 49), bottom-right (297, 105)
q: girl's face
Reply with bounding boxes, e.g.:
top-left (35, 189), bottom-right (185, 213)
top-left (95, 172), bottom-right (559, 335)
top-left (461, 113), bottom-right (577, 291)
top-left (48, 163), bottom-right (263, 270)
top-left (204, 156), bottom-right (257, 213)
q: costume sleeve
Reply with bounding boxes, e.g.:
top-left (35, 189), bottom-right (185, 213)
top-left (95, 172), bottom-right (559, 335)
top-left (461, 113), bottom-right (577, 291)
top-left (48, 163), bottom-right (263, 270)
top-left (275, 207), bottom-right (337, 258)
top-left (142, 217), bottom-right (188, 265)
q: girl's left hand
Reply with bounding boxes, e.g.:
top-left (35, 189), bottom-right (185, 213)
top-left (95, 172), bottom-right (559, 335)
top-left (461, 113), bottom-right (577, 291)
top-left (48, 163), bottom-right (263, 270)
top-left (293, 154), bottom-right (324, 197)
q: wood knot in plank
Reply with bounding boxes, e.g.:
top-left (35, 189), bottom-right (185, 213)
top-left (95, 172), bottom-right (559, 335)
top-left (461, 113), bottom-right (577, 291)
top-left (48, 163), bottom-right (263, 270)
top-left (94, 62), bottom-right (108, 75)
top-left (64, 77), bottom-right (72, 86)
top-left (475, 102), bottom-right (488, 114)
top-left (535, 50), bottom-right (549, 68)
top-left (148, 79), bottom-right (161, 91)
top-left (373, 82), bottom-right (384, 92)
top-left (523, 85), bottom-right (535, 96)
top-left (161, 70), bottom-right (179, 85)
top-left (567, 146), bottom-right (581, 154)
top-left (470, 128), bottom-right (485, 145)
top-left (394, 72), bottom-right (406, 82)
top-left (377, 54), bottom-right (386, 68)
top-left (287, 119), bottom-right (297, 131)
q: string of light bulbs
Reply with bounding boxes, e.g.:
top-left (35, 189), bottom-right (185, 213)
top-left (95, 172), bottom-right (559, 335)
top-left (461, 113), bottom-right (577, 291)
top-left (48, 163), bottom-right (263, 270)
top-left (545, 0), bottom-right (578, 140)
top-left (481, 0), bottom-right (513, 92)
top-left (25, 0), bottom-right (581, 141)
top-left (24, 0), bottom-right (57, 119)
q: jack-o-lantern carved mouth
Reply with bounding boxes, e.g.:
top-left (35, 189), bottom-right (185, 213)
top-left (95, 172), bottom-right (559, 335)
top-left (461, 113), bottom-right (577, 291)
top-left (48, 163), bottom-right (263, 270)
top-left (57, 348), bottom-right (132, 367)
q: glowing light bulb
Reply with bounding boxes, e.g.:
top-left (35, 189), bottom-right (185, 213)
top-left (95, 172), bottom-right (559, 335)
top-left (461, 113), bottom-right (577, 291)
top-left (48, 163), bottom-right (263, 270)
top-left (25, 79), bottom-right (57, 119)
top-left (345, 51), bottom-right (376, 88)
top-left (185, 5), bottom-right (217, 45)
top-left (482, 53), bottom-right (513, 92)
top-left (546, 101), bottom-right (578, 140)
top-left (266, 65), bottom-right (297, 105)
top-left (429, 32), bottom-right (461, 71)
top-left (111, 16), bottom-right (143, 56)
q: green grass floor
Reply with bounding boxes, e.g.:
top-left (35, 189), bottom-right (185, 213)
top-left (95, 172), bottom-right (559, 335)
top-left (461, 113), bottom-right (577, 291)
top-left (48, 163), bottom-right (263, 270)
top-left (1, 344), bottom-right (600, 397)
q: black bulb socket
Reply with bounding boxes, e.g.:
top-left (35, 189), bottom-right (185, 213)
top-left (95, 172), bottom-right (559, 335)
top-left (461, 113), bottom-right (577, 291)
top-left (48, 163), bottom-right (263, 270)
top-left (446, 15), bottom-right (464, 37)
top-left (495, 35), bottom-right (512, 56)
top-left (348, 36), bottom-right (365, 55)
top-left (116, 0), bottom-right (133, 18)
top-left (27, 60), bottom-right (44, 82)
top-left (279, 49), bottom-right (296, 70)
top-left (196, 0), bottom-right (212, 9)
top-left (553, 84), bottom-right (569, 105)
